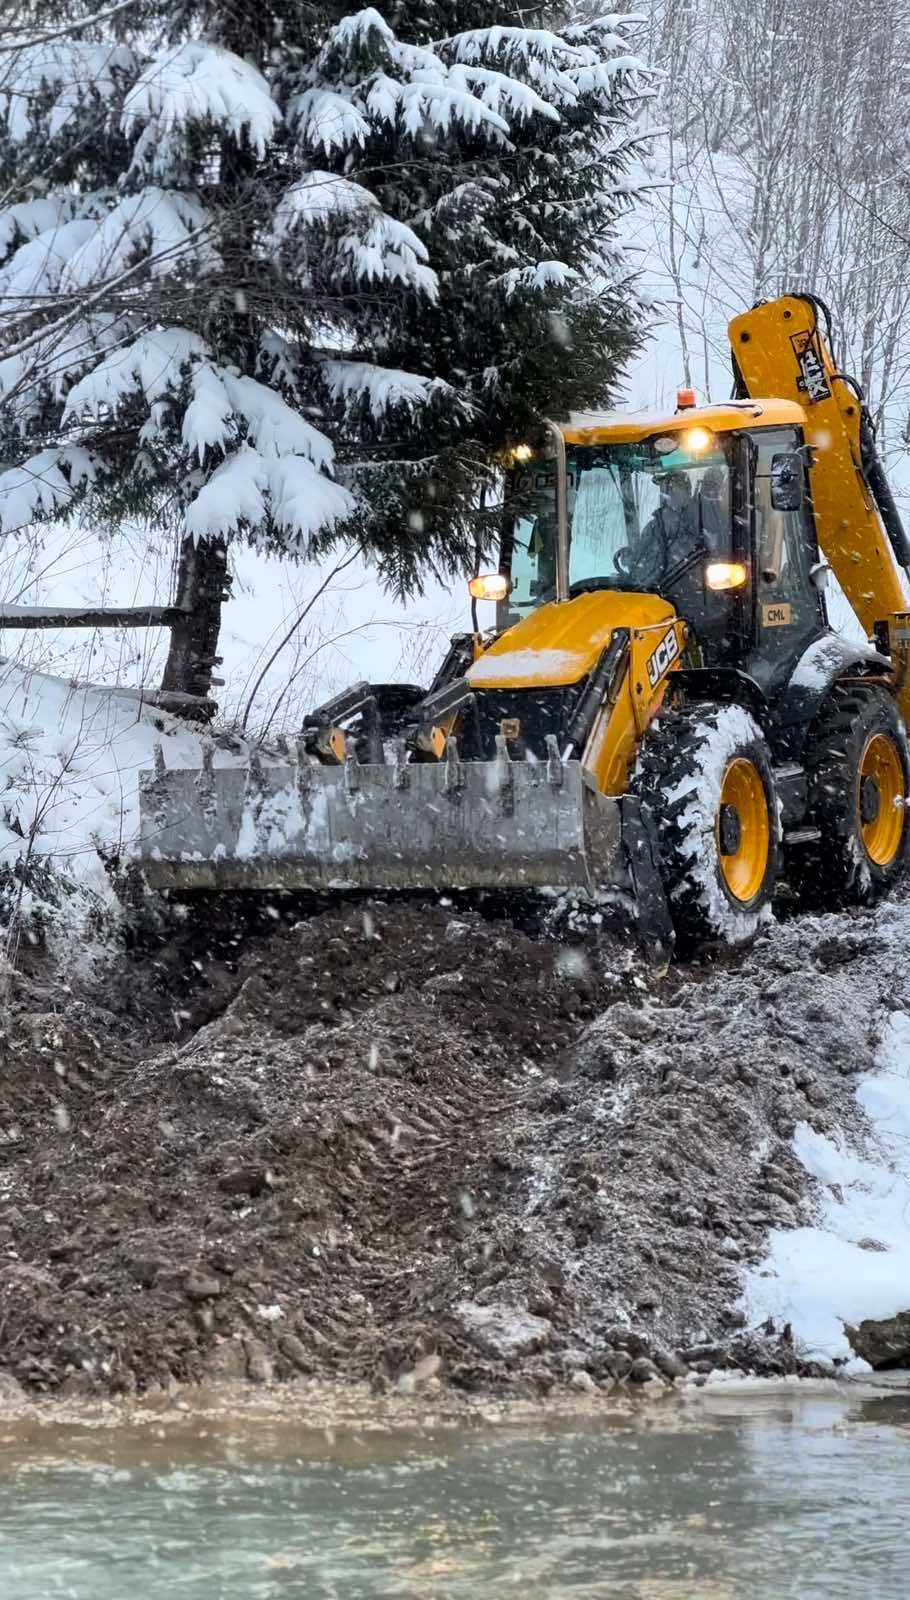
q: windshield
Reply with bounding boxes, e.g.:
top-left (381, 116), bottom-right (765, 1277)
top-left (504, 437), bottom-right (735, 615)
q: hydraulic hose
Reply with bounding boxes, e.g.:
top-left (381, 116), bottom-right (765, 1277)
top-left (858, 408), bottom-right (910, 570)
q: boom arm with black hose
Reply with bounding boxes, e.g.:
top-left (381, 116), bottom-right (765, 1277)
top-left (729, 295), bottom-right (910, 715)
top-left (858, 406), bottom-right (910, 570)
top-left (732, 292), bottom-right (910, 567)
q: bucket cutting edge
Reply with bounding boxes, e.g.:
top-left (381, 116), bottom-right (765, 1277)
top-left (137, 754), bottom-right (624, 895)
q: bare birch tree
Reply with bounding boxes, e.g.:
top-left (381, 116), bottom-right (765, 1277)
top-left (645, 0), bottom-right (910, 458)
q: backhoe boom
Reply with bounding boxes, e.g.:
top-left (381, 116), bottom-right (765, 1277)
top-left (729, 295), bottom-right (910, 716)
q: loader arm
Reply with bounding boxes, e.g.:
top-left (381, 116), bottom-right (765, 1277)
top-left (729, 294), bottom-right (910, 717)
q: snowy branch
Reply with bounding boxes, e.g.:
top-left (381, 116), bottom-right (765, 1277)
top-left (0, 0), bottom-right (141, 52)
top-left (0, 0), bottom-right (650, 583)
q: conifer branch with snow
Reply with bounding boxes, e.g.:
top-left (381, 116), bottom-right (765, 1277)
top-left (0, 1), bottom-right (652, 590)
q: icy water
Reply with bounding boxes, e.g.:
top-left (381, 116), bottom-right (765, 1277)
top-left (2, 1386), bottom-right (910, 1598)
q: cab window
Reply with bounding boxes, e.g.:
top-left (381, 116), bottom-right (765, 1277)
top-left (750, 427), bottom-right (824, 688)
top-left (507, 460), bottom-right (558, 612)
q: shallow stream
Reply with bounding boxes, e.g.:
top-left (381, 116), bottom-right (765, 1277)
top-left (2, 1383), bottom-right (909, 1597)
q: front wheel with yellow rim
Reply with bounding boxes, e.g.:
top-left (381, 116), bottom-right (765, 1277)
top-left (787, 686), bottom-right (910, 907)
top-left (633, 704), bottom-right (780, 952)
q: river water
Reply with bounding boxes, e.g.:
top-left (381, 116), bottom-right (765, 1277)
top-left (2, 1384), bottom-right (909, 1598)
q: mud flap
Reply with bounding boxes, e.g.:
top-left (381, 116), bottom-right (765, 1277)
top-left (620, 796), bottom-right (675, 960)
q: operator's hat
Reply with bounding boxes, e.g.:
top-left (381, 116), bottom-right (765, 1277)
top-left (654, 469), bottom-right (692, 492)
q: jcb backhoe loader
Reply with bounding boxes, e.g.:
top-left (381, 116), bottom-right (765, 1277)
top-left (139, 293), bottom-right (910, 951)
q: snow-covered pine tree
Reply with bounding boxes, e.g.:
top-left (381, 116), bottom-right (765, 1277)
top-left (313, 4), bottom-right (653, 581)
top-left (0, 4), bottom-right (650, 597)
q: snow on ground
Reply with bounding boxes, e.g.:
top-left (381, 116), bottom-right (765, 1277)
top-left (0, 662), bottom-right (252, 888)
top-left (742, 904), bottom-right (910, 1367)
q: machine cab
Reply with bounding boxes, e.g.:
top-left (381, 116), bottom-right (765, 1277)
top-left (495, 403), bottom-right (827, 692)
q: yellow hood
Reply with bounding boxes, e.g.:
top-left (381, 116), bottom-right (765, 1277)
top-left (466, 590), bottom-right (675, 690)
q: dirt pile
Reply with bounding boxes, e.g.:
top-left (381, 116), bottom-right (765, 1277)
top-left (0, 897), bottom-right (903, 1399)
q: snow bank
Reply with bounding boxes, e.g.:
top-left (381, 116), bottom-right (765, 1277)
top-left (742, 916), bottom-right (910, 1368)
top-left (0, 660), bottom-right (247, 884)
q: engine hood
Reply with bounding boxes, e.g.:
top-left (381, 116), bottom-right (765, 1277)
top-left (466, 590), bottom-right (676, 690)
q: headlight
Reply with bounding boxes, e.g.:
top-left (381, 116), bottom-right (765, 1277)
top-left (469, 573), bottom-right (511, 602)
top-left (705, 560), bottom-right (748, 591)
top-left (682, 426), bottom-right (714, 453)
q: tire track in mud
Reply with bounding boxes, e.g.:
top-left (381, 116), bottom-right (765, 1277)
top-left (2, 894), bottom-right (908, 1398)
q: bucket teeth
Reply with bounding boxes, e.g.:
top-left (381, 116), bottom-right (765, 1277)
top-left (493, 734), bottom-right (515, 815)
top-left (196, 738), bottom-right (217, 826)
top-left (392, 738), bottom-right (410, 790)
top-left (198, 739), bottom-right (214, 780)
top-left (244, 748), bottom-right (265, 800)
top-left (243, 749), bottom-right (269, 851)
top-left (545, 734), bottom-right (564, 788)
top-left (294, 735), bottom-right (312, 800)
top-left (444, 736), bottom-right (464, 795)
top-left (146, 741), bottom-right (172, 835)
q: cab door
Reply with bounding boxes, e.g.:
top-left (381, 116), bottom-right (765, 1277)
top-left (746, 427), bottom-right (826, 693)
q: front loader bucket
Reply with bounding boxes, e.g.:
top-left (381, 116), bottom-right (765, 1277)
top-left (137, 742), bottom-right (625, 896)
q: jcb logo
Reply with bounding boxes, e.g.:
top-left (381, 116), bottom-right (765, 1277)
top-left (790, 331), bottom-right (831, 404)
top-left (646, 627), bottom-right (680, 687)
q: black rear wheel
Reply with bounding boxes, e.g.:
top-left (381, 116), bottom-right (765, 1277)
top-left (787, 685), bottom-right (909, 906)
top-left (633, 703), bottom-right (780, 951)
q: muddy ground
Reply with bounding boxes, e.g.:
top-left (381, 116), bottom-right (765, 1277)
top-left (1, 893), bottom-right (904, 1401)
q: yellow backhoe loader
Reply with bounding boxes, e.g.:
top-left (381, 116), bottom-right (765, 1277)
top-left (139, 293), bottom-right (910, 951)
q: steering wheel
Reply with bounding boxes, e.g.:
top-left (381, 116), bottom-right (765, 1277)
top-left (621, 534), bottom-right (669, 588)
top-left (575, 542), bottom-right (667, 588)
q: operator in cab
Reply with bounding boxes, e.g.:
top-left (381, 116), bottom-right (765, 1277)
top-left (504, 439), bottom-right (735, 663)
top-left (624, 466), bottom-right (727, 580)
top-left (628, 470), bottom-right (700, 584)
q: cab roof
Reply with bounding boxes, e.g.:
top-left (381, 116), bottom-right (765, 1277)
top-left (561, 398), bottom-right (806, 445)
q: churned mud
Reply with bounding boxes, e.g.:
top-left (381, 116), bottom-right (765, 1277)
top-left (1, 893), bottom-right (903, 1403)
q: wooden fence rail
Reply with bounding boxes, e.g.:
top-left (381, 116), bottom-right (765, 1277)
top-left (0, 536), bottom-right (230, 720)
top-left (0, 605), bottom-right (189, 629)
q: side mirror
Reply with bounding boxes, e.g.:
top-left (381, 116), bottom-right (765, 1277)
top-left (770, 452), bottom-right (804, 512)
